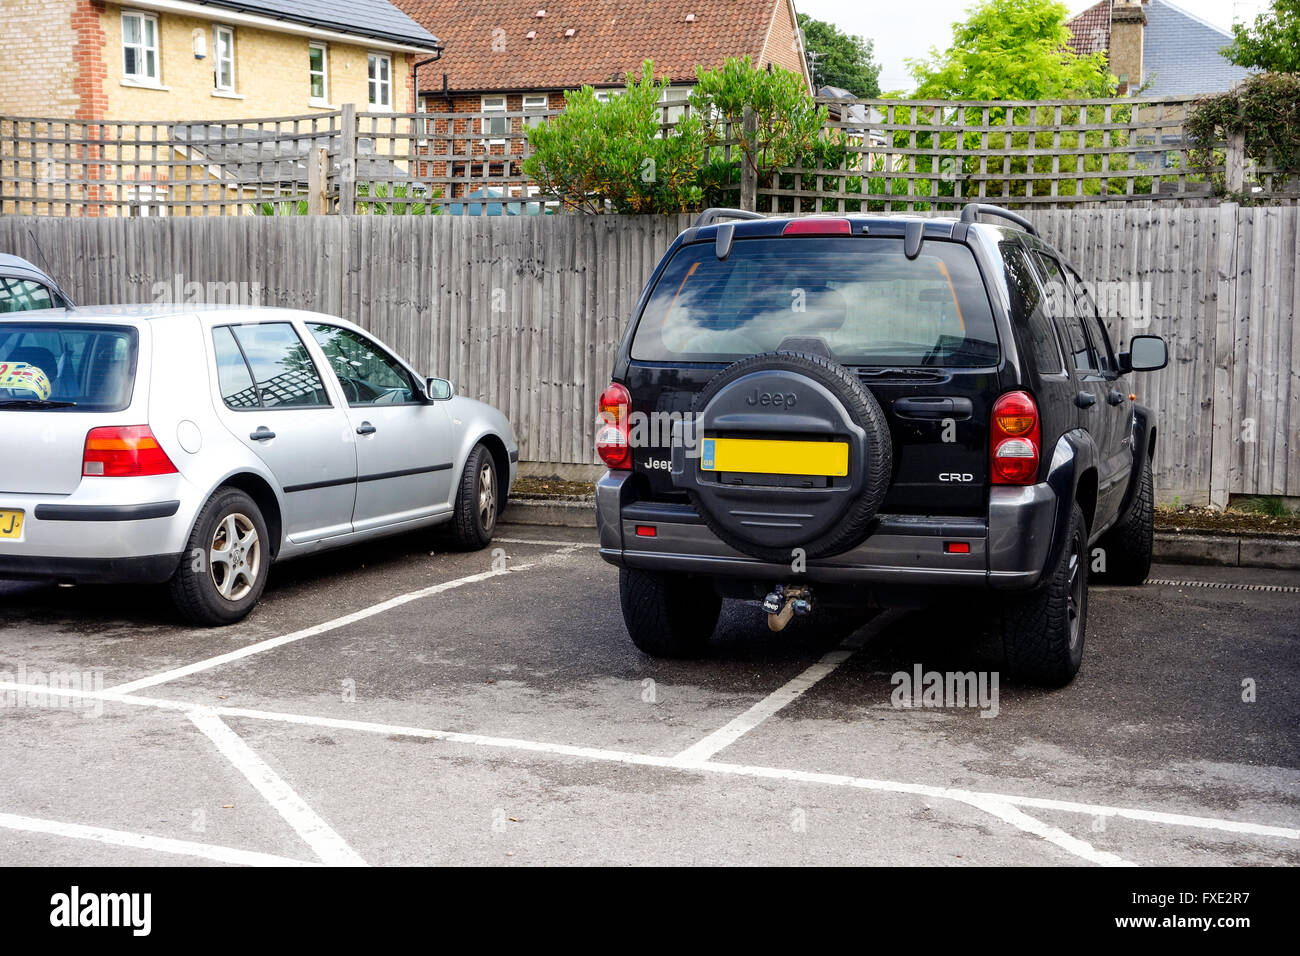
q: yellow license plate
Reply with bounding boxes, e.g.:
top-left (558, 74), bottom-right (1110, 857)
top-left (700, 438), bottom-right (848, 477)
top-left (0, 510), bottom-right (23, 539)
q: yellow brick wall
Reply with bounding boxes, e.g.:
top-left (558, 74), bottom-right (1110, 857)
top-left (0, 0), bottom-right (82, 117)
top-left (99, 3), bottom-right (417, 120)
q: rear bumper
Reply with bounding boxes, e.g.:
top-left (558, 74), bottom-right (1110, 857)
top-left (0, 552), bottom-right (181, 584)
top-left (595, 471), bottom-right (1057, 590)
top-left (0, 475), bottom-right (200, 584)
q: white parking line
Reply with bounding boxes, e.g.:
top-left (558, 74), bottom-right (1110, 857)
top-left (675, 610), bottom-right (901, 764)
top-left (0, 811), bottom-right (318, 867)
top-left (111, 548), bottom-right (578, 695)
top-left (496, 536), bottom-right (600, 548)
top-left (6, 680), bottom-right (1294, 850)
top-left (956, 796), bottom-right (1134, 866)
top-left (187, 710), bottom-right (366, 867)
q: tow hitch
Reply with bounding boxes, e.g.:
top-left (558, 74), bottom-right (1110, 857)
top-left (762, 584), bottom-right (813, 632)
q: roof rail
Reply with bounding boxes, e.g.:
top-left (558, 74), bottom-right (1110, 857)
top-left (959, 203), bottom-right (1039, 237)
top-left (693, 208), bottom-right (767, 228)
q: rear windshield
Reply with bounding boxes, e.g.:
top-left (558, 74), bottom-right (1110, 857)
top-left (631, 236), bottom-right (999, 367)
top-left (0, 323), bottom-right (137, 411)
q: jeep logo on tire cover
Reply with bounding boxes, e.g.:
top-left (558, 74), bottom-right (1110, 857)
top-left (746, 388), bottom-right (797, 407)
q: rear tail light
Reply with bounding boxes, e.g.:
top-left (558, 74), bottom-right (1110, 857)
top-left (83, 425), bottom-right (178, 477)
top-left (596, 382), bottom-right (632, 470)
top-left (990, 390), bottom-right (1040, 485)
top-left (782, 218), bottom-right (852, 236)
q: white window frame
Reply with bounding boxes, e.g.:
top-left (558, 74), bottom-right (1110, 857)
top-left (213, 24), bottom-right (235, 93)
top-left (121, 10), bottom-right (161, 85)
top-left (367, 52), bottom-right (392, 110)
top-left (481, 95), bottom-right (508, 144)
top-left (308, 42), bottom-right (330, 107)
top-left (594, 89), bottom-right (622, 103)
top-left (523, 93), bottom-right (548, 128)
top-left (127, 183), bottom-right (168, 217)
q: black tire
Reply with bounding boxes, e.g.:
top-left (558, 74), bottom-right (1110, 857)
top-left (449, 443), bottom-right (498, 550)
top-left (169, 487), bottom-right (270, 626)
top-left (619, 567), bottom-right (721, 658)
top-left (1000, 503), bottom-right (1088, 687)
top-left (689, 350), bottom-right (893, 562)
top-left (1096, 461), bottom-right (1153, 585)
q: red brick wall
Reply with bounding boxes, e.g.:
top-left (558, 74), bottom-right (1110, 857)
top-left (72, 0), bottom-right (108, 120)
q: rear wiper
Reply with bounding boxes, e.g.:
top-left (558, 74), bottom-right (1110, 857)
top-left (0, 399), bottom-right (77, 409)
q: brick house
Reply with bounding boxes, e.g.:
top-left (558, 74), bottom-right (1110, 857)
top-left (1066, 0), bottom-right (1253, 97)
top-left (0, 0), bottom-right (442, 214)
top-left (0, 0), bottom-right (441, 122)
top-left (396, 0), bottom-right (810, 201)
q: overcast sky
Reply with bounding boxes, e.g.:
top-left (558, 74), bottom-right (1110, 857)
top-left (795, 0), bottom-right (1273, 93)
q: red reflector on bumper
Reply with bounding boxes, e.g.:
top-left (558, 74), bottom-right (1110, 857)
top-left (635, 525), bottom-right (657, 537)
top-left (945, 541), bottom-right (970, 554)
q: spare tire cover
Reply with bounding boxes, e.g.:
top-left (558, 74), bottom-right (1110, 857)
top-left (671, 350), bottom-right (892, 562)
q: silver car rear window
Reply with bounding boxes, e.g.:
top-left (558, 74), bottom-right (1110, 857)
top-left (0, 322), bottom-right (137, 411)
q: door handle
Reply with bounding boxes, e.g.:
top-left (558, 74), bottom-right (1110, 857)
top-left (1106, 389), bottom-right (1125, 406)
top-left (1074, 391), bottom-right (1097, 408)
top-left (249, 427), bottom-right (276, 441)
top-left (356, 422), bottom-right (377, 435)
top-left (893, 396), bottom-right (974, 419)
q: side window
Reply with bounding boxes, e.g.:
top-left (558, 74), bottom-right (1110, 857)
top-left (0, 278), bottom-right (55, 312)
top-left (1001, 243), bottom-right (1064, 375)
top-left (307, 324), bottom-right (415, 406)
top-left (1034, 252), bottom-right (1096, 374)
top-left (212, 326), bottom-right (258, 407)
top-left (215, 323), bottom-right (331, 409)
top-left (1065, 268), bottom-right (1117, 374)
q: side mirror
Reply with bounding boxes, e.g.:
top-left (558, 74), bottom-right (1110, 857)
top-left (1122, 335), bottom-right (1168, 372)
top-left (425, 377), bottom-right (454, 401)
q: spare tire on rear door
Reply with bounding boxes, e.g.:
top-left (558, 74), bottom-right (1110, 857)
top-left (671, 350), bottom-right (892, 563)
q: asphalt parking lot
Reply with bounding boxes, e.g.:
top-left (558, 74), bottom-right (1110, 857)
top-left (1, 520), bottom-right (1297, 867)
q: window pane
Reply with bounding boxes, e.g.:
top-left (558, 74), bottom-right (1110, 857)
top-left (307, 324), bottom-right (414, 405)
top-left (311, 73), bottom-right (325, 99)
top-left (123, 16), bottom-right (140, 44)
top-left (0, 322), bottom-right (137, 410)
top-left (229, 323), bottom-right (330, 408)
top-left (123, 47), bottom-right (138, 75)
top-left (1001, 244), bottom-right (1062, 375)
top-left (143, 17), bottom-right (155, 44)
top-left (211, 326), bottom-right (258, 408)
top-left (0, 278), bottom-right (54, 313)
top-left (633, 238), bottom-right (1000, 367)
top-left (145, 49), bottom-right (156, 78)
top-left (368, 54), bottom-right (376, 80)
top-left (1035, 254), bottom-right (1094, 372)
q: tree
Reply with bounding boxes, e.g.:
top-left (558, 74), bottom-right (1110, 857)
top-left (1222, 0), bottom-right (1300, 74)
top-left (796, 14), bottom-right (881, 97)
top-left (907, 0), bottom-right (1115, 100)
top-left (690, 56), bottom-right (825, 191)
top-left (522, 62), bottom-right (706, 213)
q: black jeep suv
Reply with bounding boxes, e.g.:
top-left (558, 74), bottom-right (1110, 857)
top-left (594, 205), bottom-right (1168, 686)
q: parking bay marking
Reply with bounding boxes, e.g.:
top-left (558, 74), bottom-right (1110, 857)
top-left (0, 810), bottom-right (319, 867)
top-left (5, 680), bottom-right (1294, 856)
top-left (109, 546), bottom-right (581, 695)
top-left (674, 609), bottom-right (903, 765)
top-left (188, 710), bottom-right (366, 867)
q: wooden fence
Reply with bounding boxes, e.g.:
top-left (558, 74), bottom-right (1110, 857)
top-left (8, 94), bottom-right (1297, 218)
top-left (0, 207), bottom-right (1294, 505)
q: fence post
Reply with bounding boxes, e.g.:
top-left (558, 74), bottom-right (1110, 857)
top-left (740, 105), bottom-right (757, 212)
top-left (339, 104), bottom-right (357, 216)
top-left (1225, 131), bottom-right (1246, 196)
top-left (307, 146), bottom-right (328, 215)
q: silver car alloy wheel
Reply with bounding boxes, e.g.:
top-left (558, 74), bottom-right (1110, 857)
top-left (478, 462), bottom-right (496, 531)
top-left (209, 512), bottom-right (261, 602)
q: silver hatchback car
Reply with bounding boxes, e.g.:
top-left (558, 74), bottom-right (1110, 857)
top-left (0, 305), bottom-right (518, 625)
